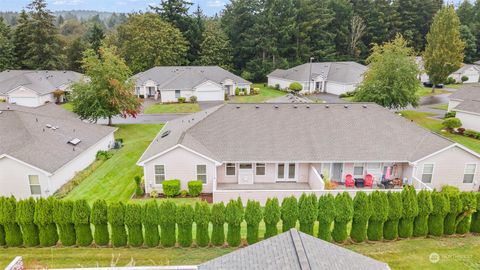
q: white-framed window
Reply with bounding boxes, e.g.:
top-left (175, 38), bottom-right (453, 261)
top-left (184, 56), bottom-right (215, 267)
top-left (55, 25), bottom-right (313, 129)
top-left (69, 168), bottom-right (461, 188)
top-left (239, 163), bottom-right (252, 169)
top-left (278, 163), bottom-right (285, 179)
top-left (175, 90), bottom-right (181, 98)
top-left (463, 164), bottom-right (477, 183)
top-left (277, 163), bottom-right (296, 180)
top-left (197, 164), bottom-right (207, 184)
top-left (421, 164), bottom-right (434, 183)
top-left (28, 175), bottom-right (41, 195)
top-left (154, 165), bottom-right (165, 184)
top-left (256, 163), bottom-right (266, 175)
top-left (226, 163), bottom-right (236, 176)
top-left (288, 163), bottom-right (296, 179)
top-left (353, 163), bottom-right (364, 176)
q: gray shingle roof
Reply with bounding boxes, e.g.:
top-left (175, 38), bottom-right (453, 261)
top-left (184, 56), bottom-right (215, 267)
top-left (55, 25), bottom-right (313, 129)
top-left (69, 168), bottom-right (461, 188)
top-left (0, 103), bottom-right (116, 173)
top-left (0, 70), bottom-right (84, 95)
top-left (198, 229), bottom-right (390, 270)
top-left (449, 85), bottom-right (480, 101)
top-left (454, 100), bottom-right (480, 114)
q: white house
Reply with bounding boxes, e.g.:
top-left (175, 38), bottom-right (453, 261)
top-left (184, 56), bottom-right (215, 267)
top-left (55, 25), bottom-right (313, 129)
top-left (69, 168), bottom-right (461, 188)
top-left (448, 85), bottom-right (480, 132)
top-left (0, 103), bottom-right (116, 199)
top-left (132, 66), bottom-right (251, 102)
top-left (0, 70), bottom-right (84, 107)
top-left (267, 62), bottom-right (367, 96)
top-left (416, 57), bottom-right (480, 84)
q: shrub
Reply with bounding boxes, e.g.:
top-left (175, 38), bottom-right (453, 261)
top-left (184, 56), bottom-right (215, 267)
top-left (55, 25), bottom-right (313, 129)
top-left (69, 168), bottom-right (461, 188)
top-left (384, 192), bottom-right (403, 240)
top-left (350, 192), bottom-right (372, 243)
top-left (398, 186), bottom-right (418, 238)
top-left (96, 150), bottom-right (112, 161)
top-left (442, 117), bottom-right (462, 131)
top-left (263, 198), bottom-right (281, 239)
top-left (180, 190), bottom-right (188, 197)
top-left (188, 181), bottom-right (203, 197)
top-left (274, 83), bottom-right (280, 90)
top-left (235, 87), bottom-right (240, 95)
top-left (428, 191), bottom-right (450, 236)
top-left (16, 198), bottom-right (39, 247)
top-left (125, 203), bottom-right (143, 247)
top-left (53, 200), bottom-right (76, 246)
top-left (317, 194), bottom-right (335, 241)
top-left (289, 82), bottom-right (302, 92)
top-left (142, 200), bottom-right (159, 247)
top-left (298, 194), bottom-right (318, 235)
top-left (72, 200), bottom-right (93, 246)
top-left (244, 200), bottom-right (262, 244)
top-left (225, 198), bottom-right (244, 247)
top-left (150, 188), bottom-right (159, 198)
top-left (0, 222), bottom-right (4, 246)
top-left (456, 192), bottom-right (477, 234)
top-left (464, 129), bottom-right (480, 139)
top-left (413, 190), bottom-right (433, 237)
top-left (252, 87), bottom-right (260, 95)
top-left (194, 201), bottom-right (211, 247)
top-left (178, 97), bottom-right (186, 103)
top-left (461, 75), bottom-right (469, 82)
top-left (162, 179), bottom-right (181, 197)
top-left (470, 193), bottom-right (480, 233)
top-left (332, 192), bottom-right (353, 243)
top-left (443, 188), bottom-right (462, 235)
top-left (210, 202), bottom-right (226, 246)
top-left (34, 197), bottom-right (58, 247)
top-left (91, 200), bottom-right (109, 246)
top-left (134, 176), bottom-right (144, 197)
top-left (367, 191), bottom-right (388, 241)
top-left (224, 92), bottom-right (229, 101)
top-left (446, 76), bottom-right (456, 84)
top-left (159, 201), bottom-right (176, 247)
top-left (108, 202), bottom-right (127, 247)
top-left (190, 95), bottom-right (197, 103)
top-left (281, 196), bottom-right (298, 232)
top-left (444, 111), bottom-right (456, 119)
top-left (0, 197), bottom-right (23, 247)
top-left (176, 204), bottom-right (194, 247)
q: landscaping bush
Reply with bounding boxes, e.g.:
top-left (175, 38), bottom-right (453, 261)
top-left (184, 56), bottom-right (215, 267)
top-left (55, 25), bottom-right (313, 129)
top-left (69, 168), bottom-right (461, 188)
top-left (350, 192), bottom-right (372, 243)
top-left (0, 197), bottom-right (23, 246)
top-left (142, 200), bottom-right (159, 247)
top-left (445, 76), bottom-right (456, 84)
top-left (428, 191), bottom-right (450, 236)
top-left (190, 95), bottom-right (197, 103)
top-left (413, 190), bottom-right (433, 237)
top-left (298, 194), bottom-right (318, 235)
top-left (150, 188), bottom-right (159, 198)
top-left (384, 192), bottom-right (403, 240)
top-left (263, 198), bottom-right (281, 239)
top-left (225, 198), bottom-right (244, 247)
top-left (34, 197), bottom-right (58, 247)
top-left (289, 82), bottom-right (302, 92)
top-left (162, 179), bottom-right (181, 197)
top-left (194, 201), bottom-right (211, 247)
top-left (159, 201), bottom-right (176, 247)
top-left (281, 196), bottom-right (298, 232)
top-left (461, 75), bottom-right (469, 82)
top-left (91, 200), bottom-right (109, 246)
top-left (456, 192), bottom-right (477, 234)
top-left (210, 202), bottom-right (226, 246)
top-left (443, 189), bottom-right (462, 235)
top-left (178, 97), bottom-right (186, 103)
top-left (398, 186), bottom-right (418, 238)
top-left (188, 180), bottom-right (203, 197)
top-left (96, 150), bottom-right (113, 161)
top-left (53, 200), bottom-right (76, 246)
top-left (464, 129), bottom-right (480, 139)
top-left (125, 203), bottom-right (143, 247)
top-left (108, 202), bottom-right (127, 247)
top-left (470, 193), bottom-right (480, 233)
top-left (180, 190), bottom-right (188, 197)
top-left (444, 111), bottom-right (456, 119)
top-left (0, 222), bottom-right (4, 246)
top-left (16, 198), bottom-right (39, 247)
top-left (244, 200), bottom-right (262, 244)
top-left (235, 87), bottom-right (240, 95)
top-left (441, 117), bottom-right (462, 131)
top-left (317, 194), bottom-right (335, 241)
top-left (134, 176), bottom-right (144, 197)
top-left (367, 191), bottom-right (388, 241)
top-left (332, 192), bottom-right (353, 243)
top-left (73, 200), bottom-right (93, 246)
top-left (176, 204), bottom-right (194, 247)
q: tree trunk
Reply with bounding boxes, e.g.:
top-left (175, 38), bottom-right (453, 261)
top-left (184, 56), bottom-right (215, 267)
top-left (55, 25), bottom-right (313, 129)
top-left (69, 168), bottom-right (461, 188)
top-left (108, 116), bottom-right (112, 126)
top-left (431, 84), bottom-right (435, 93)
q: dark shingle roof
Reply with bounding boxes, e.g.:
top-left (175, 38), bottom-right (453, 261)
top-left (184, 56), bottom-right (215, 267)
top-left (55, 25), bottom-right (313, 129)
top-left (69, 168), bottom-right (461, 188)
top-left (0, 70), bottom-right (84, 95)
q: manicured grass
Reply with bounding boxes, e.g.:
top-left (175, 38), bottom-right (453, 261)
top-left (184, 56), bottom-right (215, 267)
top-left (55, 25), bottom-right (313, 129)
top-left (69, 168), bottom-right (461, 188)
top-left (144, 103), bottom-right (201, 114)
top-left (61, 102), bottom-right (73, 112)
top-left (64, 124), bottom-right (163, 203)
top-left (429, 104), bottom-right (448, 110)
top-left (229, 83), bottom-right (285, 103)
top-left (417, 86), bottom-right (449, 97)
top-left (445, 84), bottom-right (462, 89)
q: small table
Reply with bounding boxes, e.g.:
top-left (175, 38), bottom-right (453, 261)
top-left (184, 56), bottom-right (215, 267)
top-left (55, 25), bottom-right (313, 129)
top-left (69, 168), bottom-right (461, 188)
top-left (354, 178), bottom-right (364, 188)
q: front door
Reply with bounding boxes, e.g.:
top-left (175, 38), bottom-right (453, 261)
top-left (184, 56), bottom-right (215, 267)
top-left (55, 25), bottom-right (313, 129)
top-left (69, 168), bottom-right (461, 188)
top-left (332, 163), bottom-right (343, 182)
top-left (238, 163), bottom-right (254, 184)
top-left (277, 163), bottom-right (296, 181)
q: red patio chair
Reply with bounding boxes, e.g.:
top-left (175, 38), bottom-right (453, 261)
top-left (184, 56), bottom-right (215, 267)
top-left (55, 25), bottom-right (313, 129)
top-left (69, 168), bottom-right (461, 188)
top-left (364, 174), bottom-right (373, 188)
top-left (345, 174), bottom-right (355, 188)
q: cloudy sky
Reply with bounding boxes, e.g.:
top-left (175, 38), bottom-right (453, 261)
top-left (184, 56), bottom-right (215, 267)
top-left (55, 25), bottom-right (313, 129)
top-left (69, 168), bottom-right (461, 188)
top-left (0, 0), bottom-right (227, 16)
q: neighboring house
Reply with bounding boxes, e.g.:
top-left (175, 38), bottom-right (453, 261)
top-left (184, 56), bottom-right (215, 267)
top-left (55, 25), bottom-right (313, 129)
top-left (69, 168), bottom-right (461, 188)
top-left (199, 229), bottom-right (390, 270)
top-left (416, 57), bottom-right (480, 84)
top-left (0, 70), bottom-right (84, 107)
top-left (448, 84), bottom-right (480, 132)
top-left (137, 103), bottom-right (480, 204)
top-left (0, 103), bottom-right (117, 199)
top-left (132, 66), bottom-right (251, 102)
top-left (267, 62), bottom-right (367, 95)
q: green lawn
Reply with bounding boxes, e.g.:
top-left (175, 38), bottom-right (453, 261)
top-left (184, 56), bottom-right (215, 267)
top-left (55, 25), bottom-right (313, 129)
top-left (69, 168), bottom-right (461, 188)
top-left (144, 103), bottom-right (201, 114)
top-left (229, 83), bottom-right (285, 103)
top-left (417, 86), bottom-right (449, 97)
top-left (445, 84), bottom-right (462, 89)
top-left (64, 124), bottom-right (163, 203)
top-left (61, 102), bottom-right (73, 112)
top-left (429, 104), bottom-right (448, 111)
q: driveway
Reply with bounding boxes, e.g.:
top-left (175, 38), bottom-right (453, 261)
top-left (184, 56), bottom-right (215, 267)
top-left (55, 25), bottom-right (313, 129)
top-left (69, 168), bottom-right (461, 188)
top-left (266, 93), bottom-right (312, 103)
top-left (306, 93), bottom-right (344, 103)
top-left (419, 93), bottom-right (451, 106)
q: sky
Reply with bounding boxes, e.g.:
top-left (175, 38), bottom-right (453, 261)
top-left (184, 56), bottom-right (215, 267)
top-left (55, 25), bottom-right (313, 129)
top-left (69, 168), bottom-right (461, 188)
top-left (0, 0), bottom-right (227, 16)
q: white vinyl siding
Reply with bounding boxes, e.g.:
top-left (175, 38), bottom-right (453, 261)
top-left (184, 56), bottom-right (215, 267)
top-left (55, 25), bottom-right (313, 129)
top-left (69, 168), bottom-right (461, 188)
top-left (28, 175), bottom-right (41, 195)
top-left (154, 165), bottom-right (165, 184)
top-left (463, 164), bottom-right (476, 183)
top-left (196, 164), bottom-right (207, 183)
top-left (422, 164), bottom-right (434, 183)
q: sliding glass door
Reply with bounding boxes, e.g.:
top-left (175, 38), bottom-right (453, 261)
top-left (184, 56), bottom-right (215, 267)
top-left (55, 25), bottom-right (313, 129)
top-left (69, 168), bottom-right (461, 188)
top-left (277, 163), bottom-right (296, 181)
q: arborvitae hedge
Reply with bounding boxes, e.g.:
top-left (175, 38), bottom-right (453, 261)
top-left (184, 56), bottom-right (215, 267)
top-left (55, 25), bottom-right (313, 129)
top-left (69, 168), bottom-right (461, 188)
top-left (350, 192), bottom-right (372, 243)
top-left (298, 194), bottom-right (318, 236)
top-left (384, 192), bottom-right (403, 240)
top-left (176, 204), bottom-right (194, 247)
top-left (470, 193), bottom-right (480, 233)
top-left (159, 201), bottom-right (176, 247)
top-left (263, 198), bottom-right (281, 239)
top-left (0, 197), bottom-right (23, 246)
top-left (225, 198), bottom-right (244, 247)
top-left (413, 190), bottom-right (433, 237)
top-left (34, 197), bottom-right (58, 247)
top-left (244, 200), bottom-right (262, 244)
top-left (332, 192), bottom-right (353, 243)
top-left (398, 186), bottom-right (418, 238)
top-left (16, 198), bottom-right (39, 247)
top-left (125, 203), bottom-right (143, 247)
top-left (428, 191), bottom-right (450, 236)
top-left (444, 189), bottom-right (462, 235)
top-left (367, 191), bottom-right (388, 241)
top-left (0, 223), bottom-right (4, 246)
top-left (281, 196), bottom-right (298, 232)
top-left (317, 194), bottom-right (335, 241)
top-left (53, 200), bottom-right (76, 246)
top-left (456, 192), bottom-right (477, 234)
top-left (210, 202), bottom-right (225, 246)
top-left (91, 200), bottom-right (109, 246)
top-left (73, 200), bottom-right (93, 246)
top-left (108, 202), bottom-right (127, 247)
top-left (142, 200), bottom-right (160, 247)
top-left (194, 201), bottom-right (211, 247)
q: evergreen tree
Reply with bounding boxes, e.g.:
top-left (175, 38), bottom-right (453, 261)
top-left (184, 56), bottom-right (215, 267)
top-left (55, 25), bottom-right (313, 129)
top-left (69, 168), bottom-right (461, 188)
top-left (142, 200), bottom-right (160, 247)
top-left (210, 202), bottom-right (226, 246)
top-left (328, 0), bottom-right (353, 59)
top-left (350, 192), bottom-right (372, 243)
top-left (16, 198), bottom-right (39, 247)
top-left (72, 200), bottom-right (93, 246)
top-left (87, 23), bottom-right (104, 54)
top-left (53, 200), bottom-right (76, 246)
top-left (428, 191), bottom-right (450, 236)
top-left (263, 198), bottom-right (281, 239)
top-left (198, 20), bottom-right (233, 70)
top-left (12, 10), bottom-right (30, 68)
top-left (194, 201), bottom-right (211, 247)
top-left (34, 198), bottom-right (58, 247)
top-left (159, 201), bottom-right (176, 247)
top-left (460, 25), bottom-right (477, 64)
top-left (444, 189), bottom-right (463, 235)
top-left (176, 204), bottom-right (194, 247)
top-left (456, 192), bottom-right (477, 234)
top-left (281, 196), bottom-right (298, 232)
top-left (332, 192), bottom-right (353, 243)
top-left (384, 191), bottom-right (403, 240)
top-left (398, 186), bottom-right (419, 238)
top-left (298, 194), bottom-right (317, 235)
top-left (225, 198), bottom-right (244, 247)
top-left (107, 202), bottom-right (127, 247)
top-left (91, 200), bottom-right (109, 246)
top-left (367, 191), bottom-right (389, 241)
top-left (457, 0), bottom-right (476, 28)
top-left (0, 18), bottom-right (16, 71)
top-left (244, 200), bottom-right (262, 244)
top-left (470, 193), bottom-right (480, 233)
top-left (317, 194), bottom-right (335, 241)
top-left (0, 197), bottom-right (23, 247)
top-left (66, 36), bottom-right (87, 72)
top-left (125, 203), bottom-right (143, 247)
top-left (413, 190), bottom-right (433, 237)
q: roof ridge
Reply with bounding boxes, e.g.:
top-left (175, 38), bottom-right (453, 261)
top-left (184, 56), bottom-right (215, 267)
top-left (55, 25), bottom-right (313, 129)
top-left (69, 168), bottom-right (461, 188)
top-left (289, 229), bottom-right (312, 270)
top-left (177, 104), bottom-right (225, 145)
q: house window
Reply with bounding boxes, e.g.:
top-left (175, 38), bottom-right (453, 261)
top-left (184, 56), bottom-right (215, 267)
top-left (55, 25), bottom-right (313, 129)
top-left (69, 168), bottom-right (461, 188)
top-left (353, 163), bottom-right (364, 176)
top-left (463, 164), bottom-right (477, 183)
top-left (175, 90), bottom-right (181, 98)
top-left (226, 163), bottom-right (236, 176)
top-left (239, 163), bottom-right (252, 169)
top-left (278, 163), bottom-right (285, 178)
top-left (28, 175), bottom-right (41, 195)
top-left (421, 164), bottom-right (434, 183)
top-left (197, 165), bottom-right (207, 184)
top-left (256, 163), bottom-right (266, 176)
top-left (288, 164), bottom-right (296, 179)
top-left (154, 165), bottom-right (165, 184)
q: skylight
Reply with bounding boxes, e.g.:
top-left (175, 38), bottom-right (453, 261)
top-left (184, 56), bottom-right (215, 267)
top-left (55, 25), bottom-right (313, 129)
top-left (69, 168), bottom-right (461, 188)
top-left (68, 138), bottom-right (81, 146)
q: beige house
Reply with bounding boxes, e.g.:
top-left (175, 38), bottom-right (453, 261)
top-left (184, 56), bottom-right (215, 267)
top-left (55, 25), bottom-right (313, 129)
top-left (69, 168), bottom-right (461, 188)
top-left (137, 103), bottom-right (480, 204)
top-left (448, 85), bottom-right (480, 132)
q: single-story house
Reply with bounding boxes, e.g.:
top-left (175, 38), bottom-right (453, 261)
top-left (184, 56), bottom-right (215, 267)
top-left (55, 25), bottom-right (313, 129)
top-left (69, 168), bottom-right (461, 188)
top-left (267, 62), bottom-right (367, 95)
top-left (0, 103), bottom-right (117, 199)
top-left (416, 57), bottom-right (480, 84)
top-left (132, 66), bottom-right (251, 102)
top-left (0, 70), bottom-right (84, 107)
top-left (137, 103), bottom-right (480, 204)
top-left (448, 84), bottom-right (480, 132)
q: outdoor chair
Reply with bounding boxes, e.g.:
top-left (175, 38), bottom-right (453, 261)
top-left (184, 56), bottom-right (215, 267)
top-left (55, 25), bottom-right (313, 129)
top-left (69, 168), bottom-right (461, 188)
top-left (364, 174), bottom-right (373, 188)
top-left (345, 174), bottom-right (355, 188)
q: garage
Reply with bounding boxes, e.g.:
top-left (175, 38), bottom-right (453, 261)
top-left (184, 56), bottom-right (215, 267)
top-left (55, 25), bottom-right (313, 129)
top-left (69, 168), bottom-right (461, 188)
top-left (194, 81), bottom-right (224, 101)
top-left (8, 96), bottom-right (40, 107)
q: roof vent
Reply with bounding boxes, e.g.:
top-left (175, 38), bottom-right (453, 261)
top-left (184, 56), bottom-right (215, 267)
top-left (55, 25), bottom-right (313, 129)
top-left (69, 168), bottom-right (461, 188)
top-left (306, 105), bottom-right (310, 109)
top-left (68, 138), bottom-right (81, 146)
top-left (46, 124), bottom-right (52, 128)
top-left (325, 105), bottom-right (329, 108)
top-left (236, 105), bottom-right (240, 109)
top-left (274, 105), bottom-right (279, 109)
top-left (255, 105), bottom-right (259, 109)
top-left (293, 105), bottom-right (298, 108)
top-left (362, 105), bottom-right (367, 108)
top-left (52, 126), bottom-right (58, 130)
top-left (161, 130), bottom-right (171, 138)
top-left (344, 105), bottom-right (349, 108)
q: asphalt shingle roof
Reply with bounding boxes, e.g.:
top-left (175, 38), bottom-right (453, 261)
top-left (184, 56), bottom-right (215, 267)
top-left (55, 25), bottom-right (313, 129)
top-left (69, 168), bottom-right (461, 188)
top-left (0, 70), bottom-right (84, 95)
top-left (454, 100), bottom-right (480, 114)
top-left (449, 85), bottom-right (480, 101)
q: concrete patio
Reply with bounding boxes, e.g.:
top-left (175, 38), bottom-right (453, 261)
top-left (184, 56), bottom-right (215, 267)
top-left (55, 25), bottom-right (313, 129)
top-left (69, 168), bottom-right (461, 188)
top-left (216, 182), bottom-right (311, 190)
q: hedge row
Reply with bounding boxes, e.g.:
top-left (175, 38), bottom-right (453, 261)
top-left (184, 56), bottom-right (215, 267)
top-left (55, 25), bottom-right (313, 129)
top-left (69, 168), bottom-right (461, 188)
top-left (0, 187), bottom-right (479, 247)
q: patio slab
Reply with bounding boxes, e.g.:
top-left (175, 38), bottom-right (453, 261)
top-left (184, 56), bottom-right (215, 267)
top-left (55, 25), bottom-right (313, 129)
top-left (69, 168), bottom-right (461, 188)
top-left (217, 182), bottom-right (311, 190)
